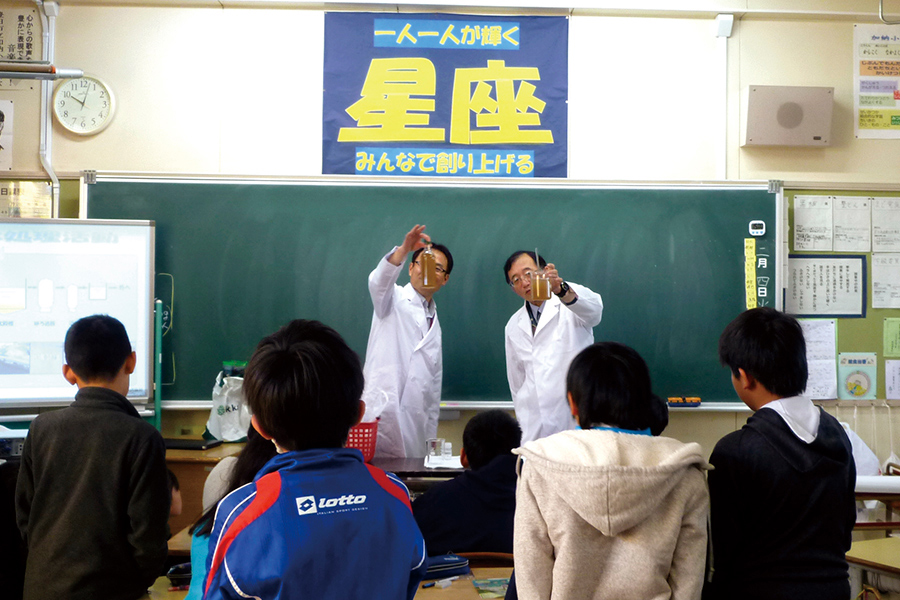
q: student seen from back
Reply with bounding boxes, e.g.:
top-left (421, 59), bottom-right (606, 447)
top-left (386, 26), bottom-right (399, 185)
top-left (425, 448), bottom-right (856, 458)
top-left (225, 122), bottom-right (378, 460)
top-left (412, 409), bottom-right (521, 555)
top-left (15, 314), bottom-right (170, 600)
top-left (706, 307), bottom-right (856, 600)
top-left (184, 426), bottom-right (277, 600)
top-left (512, 342), bottom-right (709, 600)
top-left (204, 319), bottom-right (427, 600)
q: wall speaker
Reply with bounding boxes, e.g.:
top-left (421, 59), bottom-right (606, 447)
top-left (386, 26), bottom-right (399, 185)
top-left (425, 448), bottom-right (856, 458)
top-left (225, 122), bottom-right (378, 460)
top-left (741, 85), bottom-right (834, 147)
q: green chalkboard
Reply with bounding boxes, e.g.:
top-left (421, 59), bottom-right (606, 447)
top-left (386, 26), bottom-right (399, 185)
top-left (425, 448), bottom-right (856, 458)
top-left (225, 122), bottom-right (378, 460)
top-left (87, 180), bottom-right (776, 403)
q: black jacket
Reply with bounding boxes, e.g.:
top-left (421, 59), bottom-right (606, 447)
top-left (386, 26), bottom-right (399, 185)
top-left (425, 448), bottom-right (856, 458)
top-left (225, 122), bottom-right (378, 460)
top-left (15, 387), bottom-right (170, 600)
top-left (412, 453), bottom-right (517, 555)
top-left (706, 406), bottom-right (856, 600)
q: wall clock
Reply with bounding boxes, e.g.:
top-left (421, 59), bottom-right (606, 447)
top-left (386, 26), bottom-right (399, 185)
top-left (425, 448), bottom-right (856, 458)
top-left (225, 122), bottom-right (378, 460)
top-left (53, 75), bottom-right (115, 135)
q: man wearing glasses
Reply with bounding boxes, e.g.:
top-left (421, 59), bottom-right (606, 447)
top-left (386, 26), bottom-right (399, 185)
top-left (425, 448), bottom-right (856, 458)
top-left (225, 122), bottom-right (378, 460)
top-left (363, 224), bottom-right (453, 458)
top-left (503, 251), bottom-right (603, 443)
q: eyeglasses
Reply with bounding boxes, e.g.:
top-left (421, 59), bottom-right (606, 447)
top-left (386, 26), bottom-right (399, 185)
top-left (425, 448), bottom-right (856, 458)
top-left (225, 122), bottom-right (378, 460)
top-left (414, 260), bottom-right (448, 275)
top-left (509, 269), bottom-right (535, 287)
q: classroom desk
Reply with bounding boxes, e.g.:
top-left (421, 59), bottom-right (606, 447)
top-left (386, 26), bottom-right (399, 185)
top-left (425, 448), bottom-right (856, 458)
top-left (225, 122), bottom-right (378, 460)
top-left (166, 442), bottom-right (244, 534)
top-left (371, 456), bottom-right (465, 479)
top-left (846, 536), bottom-right (900, 597)
top-left (149, 576), bottom-right (188, 599)
top-left (168, 525), bottom-right (192, 557)
top-left (370, 456), bottom-right (465, 498)
top-left (416, 567), bottom-right (512, 599)
top-left (856, 476), bottom-right (900, 533)
top-left (149, 567), bottom-right (512, 599)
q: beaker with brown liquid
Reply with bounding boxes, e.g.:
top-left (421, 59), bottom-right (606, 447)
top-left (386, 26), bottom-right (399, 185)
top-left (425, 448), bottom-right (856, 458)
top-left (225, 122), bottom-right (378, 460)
top-left (420, 245), bottom-right (439, 289)
top-left (530, 269), bottom-right (552, 301)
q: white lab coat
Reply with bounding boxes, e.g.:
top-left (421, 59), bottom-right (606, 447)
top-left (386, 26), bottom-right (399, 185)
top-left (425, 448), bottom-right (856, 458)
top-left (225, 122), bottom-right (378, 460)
top-left (505, 282), bottom-right (603, 444)
top-left (363, 253), bottom-right (442, 458)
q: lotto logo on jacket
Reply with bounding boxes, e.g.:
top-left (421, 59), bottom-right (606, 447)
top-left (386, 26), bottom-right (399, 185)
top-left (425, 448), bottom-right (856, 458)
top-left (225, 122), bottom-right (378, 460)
top-left (296, 493), bottom-right (368, 515)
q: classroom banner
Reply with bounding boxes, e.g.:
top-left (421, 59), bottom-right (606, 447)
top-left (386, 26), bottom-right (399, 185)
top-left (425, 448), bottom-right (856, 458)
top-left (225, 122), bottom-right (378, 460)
top-left (323, 13), bottom-right (568, 178)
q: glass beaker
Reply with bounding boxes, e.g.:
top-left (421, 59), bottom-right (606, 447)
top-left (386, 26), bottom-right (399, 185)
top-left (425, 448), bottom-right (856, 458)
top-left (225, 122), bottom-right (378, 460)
top-left (425, 437), bottom-right (445, 463)
top-left (530, 269), bottom-right (552, 301)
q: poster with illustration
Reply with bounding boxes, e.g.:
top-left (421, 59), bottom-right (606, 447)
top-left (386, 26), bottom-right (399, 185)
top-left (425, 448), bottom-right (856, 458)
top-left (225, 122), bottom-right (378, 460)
top-left (0, 100), bottom-right (13, 171)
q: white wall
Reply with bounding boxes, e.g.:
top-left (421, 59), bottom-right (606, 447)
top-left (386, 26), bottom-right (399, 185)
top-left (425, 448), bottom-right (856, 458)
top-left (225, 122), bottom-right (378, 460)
top-left (4, 1), bottom-right (897, 184)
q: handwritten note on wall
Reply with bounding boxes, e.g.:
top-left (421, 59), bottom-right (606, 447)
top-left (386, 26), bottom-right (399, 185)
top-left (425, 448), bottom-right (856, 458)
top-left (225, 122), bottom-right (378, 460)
top-left (873, 198), bottom-right (900, 251)
top-left (794, 195), bottom-right (873, 252)
top-left (873, 254), bottom-right (900, 308)
top-left (794, 196), bottom-right (833, 251)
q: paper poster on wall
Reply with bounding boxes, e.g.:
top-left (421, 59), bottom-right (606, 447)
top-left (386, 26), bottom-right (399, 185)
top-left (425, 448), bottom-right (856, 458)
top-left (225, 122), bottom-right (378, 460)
top-left (0, 181), bottom-right (51, 218)
top-left (887, 360), bottom-right (900, 400)
top-left (873, 254), bottom-right (900, 309)
top-left (799, 319), bottom-right (837, 400)
top-left (322, 13), bottom-right (568, 178)
top-left (793, 195), bottom-right (832, 251)
top-left (833, 196), bottom-right (871, 252)
top-left (884, 318), bottom-right (900, 357)
top-left (854, 23), bottom-right (900, 139)
top-left (838, 352), bottom-right (877, 400)
top-left (873, 198), bottom-right (900, 251)
top-left (787, 255), bottom-right (866, 317)
top-left (0, 100), bottom-right (13, 171)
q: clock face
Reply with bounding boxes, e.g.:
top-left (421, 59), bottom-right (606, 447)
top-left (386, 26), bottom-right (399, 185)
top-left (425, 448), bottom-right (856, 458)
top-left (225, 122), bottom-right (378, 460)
top-left (53, 76), bottom-right (115, 135)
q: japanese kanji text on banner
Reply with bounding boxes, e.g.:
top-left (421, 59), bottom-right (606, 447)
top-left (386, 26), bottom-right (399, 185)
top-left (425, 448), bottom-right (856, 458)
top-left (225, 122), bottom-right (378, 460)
top-left (323, 13), bottom-right (568, 177)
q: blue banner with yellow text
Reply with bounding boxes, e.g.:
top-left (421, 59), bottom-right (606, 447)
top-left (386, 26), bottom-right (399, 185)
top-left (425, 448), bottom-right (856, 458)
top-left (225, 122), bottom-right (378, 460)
top-left (323, 13), bottom-right (568, 178)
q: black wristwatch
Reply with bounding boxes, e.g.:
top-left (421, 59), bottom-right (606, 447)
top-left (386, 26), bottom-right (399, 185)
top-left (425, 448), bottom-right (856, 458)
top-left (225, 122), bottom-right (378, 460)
top-left (555, 281), bottom-right (571, 297)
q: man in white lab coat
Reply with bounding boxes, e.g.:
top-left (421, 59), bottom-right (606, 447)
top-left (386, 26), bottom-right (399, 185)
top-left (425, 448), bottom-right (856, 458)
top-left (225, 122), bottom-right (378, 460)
top-left (364, 225), bottom-right (453, 458)
top-left (504, 251), bottom-right (603, 443)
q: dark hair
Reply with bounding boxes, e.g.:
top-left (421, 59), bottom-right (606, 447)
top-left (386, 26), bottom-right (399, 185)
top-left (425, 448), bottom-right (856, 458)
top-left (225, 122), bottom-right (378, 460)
top-left (566, 342), bottom-right (657, 431)
top-left (190, 426), bottom-right (278, 537)
top-left (649, 394), bottom-right (669, 436)
top-left (411, 243), bottom-right (454, 275)
top-left (718, 307), bottom-right (807, 398)
top-left (166, 469), bottom-right (179, 493)
top-left (64, 315), bottom-right (132, 382)
top-left (462, 410), bottom-right (522, 471)
top-left (503, 251), bottom-right (548, 285)
top-left (243, 319), bottom-right (364, 452)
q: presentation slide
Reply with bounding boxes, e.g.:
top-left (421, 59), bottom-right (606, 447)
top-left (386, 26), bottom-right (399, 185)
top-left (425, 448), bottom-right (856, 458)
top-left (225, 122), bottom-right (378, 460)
top-left (0, 218), bottom-right (153, 406)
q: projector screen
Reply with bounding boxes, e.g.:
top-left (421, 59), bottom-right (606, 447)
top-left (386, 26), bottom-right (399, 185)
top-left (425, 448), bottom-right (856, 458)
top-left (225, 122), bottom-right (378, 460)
top-left (0, 218), bottom-right (154, 407)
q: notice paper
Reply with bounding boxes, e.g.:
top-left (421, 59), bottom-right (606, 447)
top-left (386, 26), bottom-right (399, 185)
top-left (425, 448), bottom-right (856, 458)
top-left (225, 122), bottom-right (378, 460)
top-left (787, 256), bottom-right (866, 317)
top-left (874, 254), bottom-right (900, 308)
top-left (886, 360), bottom-right (900, 400)
top-left (800, 319), bottom-right (837, 400)
top-left (886, 318), bottom-right (900, 357)
top-left (854, 23), bottom-right (900, 140)
top-left (833, 196), bottom-right (871, 252)
top-left (793, 196), bottom-right (833, 251)
top-left (873, 198), bottom-right (900, 251)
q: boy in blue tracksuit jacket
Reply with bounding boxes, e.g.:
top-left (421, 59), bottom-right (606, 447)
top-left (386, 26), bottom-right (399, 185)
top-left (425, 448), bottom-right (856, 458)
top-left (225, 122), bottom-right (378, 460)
top-left (204, 320), bottom-right (427, 600)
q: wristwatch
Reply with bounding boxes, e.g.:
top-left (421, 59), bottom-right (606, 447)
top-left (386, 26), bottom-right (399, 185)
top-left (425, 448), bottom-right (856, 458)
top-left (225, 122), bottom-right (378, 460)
top-left (555, 281), bottom-right (571, 297)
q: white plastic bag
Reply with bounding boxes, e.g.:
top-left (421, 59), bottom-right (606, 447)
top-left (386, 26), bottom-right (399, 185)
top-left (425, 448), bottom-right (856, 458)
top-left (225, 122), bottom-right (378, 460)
top-left (207, 371), bottom-right (252, 442)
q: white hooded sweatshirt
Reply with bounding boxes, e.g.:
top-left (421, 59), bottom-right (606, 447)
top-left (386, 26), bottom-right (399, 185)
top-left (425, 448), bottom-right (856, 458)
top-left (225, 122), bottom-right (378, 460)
top-left (513, 429), bottom-right (710, 600)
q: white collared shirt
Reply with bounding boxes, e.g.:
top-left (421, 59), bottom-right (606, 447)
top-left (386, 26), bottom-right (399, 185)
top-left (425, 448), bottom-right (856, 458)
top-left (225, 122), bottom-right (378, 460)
top-left (415, 290), bottom-right (435, 324)
top-left (765, 395), bottom-right (820, 444)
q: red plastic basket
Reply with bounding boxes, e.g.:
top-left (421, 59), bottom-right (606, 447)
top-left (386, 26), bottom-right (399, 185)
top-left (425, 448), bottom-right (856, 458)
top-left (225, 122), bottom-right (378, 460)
top-left (346, 420), bottom-right (378, 463)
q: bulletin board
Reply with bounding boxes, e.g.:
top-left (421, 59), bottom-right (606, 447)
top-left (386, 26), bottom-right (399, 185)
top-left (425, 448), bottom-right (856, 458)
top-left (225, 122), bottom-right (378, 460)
top-left (787, 187), bottom-right (900, 400)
